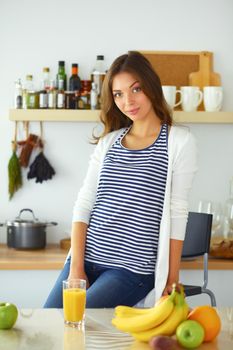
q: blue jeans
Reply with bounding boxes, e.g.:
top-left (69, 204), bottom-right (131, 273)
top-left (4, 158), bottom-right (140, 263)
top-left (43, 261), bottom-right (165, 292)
top-left (44, 257), bottom-right (154, 308)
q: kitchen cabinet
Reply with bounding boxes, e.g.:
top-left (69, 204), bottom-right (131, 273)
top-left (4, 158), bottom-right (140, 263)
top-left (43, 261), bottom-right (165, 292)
top-left (9, 109), bottom-right (233, 123)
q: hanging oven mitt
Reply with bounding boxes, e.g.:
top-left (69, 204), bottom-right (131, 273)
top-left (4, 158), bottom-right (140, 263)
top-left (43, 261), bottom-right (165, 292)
top-left (27, 122), bottom-right (55, 183)
top-left (8, 121), bottom-right (22, 199)
top-left (17, 121), bottom-right (39, 167)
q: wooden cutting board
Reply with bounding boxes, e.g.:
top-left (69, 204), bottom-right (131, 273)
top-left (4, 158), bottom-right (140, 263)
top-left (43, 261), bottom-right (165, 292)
top-left (139, 50), bottom-right (221, 110)
top-left (189, 51), bottom-right (221, 87)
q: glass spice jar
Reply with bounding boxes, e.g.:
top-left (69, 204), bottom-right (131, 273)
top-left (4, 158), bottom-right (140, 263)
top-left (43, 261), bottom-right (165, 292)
top-left (65, 91), bottom-right (76, 109)
top-left (27, 90), bottom-right (39, 109)
top-left (78, 80), bottom-right (91, 109)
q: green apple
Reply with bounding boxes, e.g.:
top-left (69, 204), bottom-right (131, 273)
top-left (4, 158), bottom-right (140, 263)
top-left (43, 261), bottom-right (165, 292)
top-left (0, 302), bottom-right (18, 329)
top-left (176, 320), bottom-right (205, 349)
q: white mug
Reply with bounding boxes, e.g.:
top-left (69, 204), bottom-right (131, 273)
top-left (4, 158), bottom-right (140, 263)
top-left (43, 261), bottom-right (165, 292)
top-left (181, 86), bottom-right (203, 112)
top-left (203, 86), bottom-right (223, 112)
top-left (162, 86), bottom-right (182, 110)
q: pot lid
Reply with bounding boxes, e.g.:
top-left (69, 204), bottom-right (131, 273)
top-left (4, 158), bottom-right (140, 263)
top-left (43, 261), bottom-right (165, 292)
top-left (6, 209), bottom-right (46, 227)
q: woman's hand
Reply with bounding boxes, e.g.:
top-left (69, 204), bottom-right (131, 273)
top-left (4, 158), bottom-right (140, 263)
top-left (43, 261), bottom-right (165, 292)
top-left (68, 269), bottom-right (90, 289)
top-left (162, 282), bottom-right (181, 296)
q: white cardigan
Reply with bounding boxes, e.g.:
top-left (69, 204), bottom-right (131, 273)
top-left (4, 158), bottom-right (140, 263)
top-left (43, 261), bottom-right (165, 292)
top-left (72, 125), bottom-right (198, 307)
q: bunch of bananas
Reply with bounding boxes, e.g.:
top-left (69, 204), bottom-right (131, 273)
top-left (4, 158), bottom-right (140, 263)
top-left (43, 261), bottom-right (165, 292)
top-left (112, 285), bottom-right (189, 343)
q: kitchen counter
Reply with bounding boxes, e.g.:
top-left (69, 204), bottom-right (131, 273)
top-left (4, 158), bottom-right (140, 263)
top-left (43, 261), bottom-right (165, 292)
top-left (1, 308), bottom-right (233, 350)
top-left (0, 244), bottom-right (67, 270)
top-left (0, 243), bottom-right (233, 270)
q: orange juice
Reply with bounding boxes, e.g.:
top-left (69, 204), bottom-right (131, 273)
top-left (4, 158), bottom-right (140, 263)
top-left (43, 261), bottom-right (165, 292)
top-left (63, 288), bottom-right (86, 323)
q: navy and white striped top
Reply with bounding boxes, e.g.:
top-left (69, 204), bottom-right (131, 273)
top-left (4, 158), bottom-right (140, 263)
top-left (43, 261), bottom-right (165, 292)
top-left (85, 124), bottom-right (168, 274)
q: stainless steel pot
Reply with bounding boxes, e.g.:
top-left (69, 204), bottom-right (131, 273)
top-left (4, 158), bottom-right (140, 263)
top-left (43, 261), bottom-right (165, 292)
top-left (3, 208), bottom-right (57, 250)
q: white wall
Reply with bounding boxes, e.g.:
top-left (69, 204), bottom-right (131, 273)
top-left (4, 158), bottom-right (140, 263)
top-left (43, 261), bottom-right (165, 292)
top-left (0, 0), bottom-right (233, 246)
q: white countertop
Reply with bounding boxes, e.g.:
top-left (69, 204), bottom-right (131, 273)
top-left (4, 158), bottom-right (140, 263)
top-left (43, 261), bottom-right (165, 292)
top-left (0, 308), bottom-right (233, 350)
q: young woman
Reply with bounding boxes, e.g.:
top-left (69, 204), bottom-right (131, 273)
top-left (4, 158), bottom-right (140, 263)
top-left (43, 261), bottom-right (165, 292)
top-left (44, 51), bottom-right (197, 308)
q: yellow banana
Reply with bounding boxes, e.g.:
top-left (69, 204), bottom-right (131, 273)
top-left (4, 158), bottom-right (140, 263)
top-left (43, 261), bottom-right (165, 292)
top-left (132, 291), bottom-right (187, 342)
top-left (111, 287), bottom-right (176, 333)
top-left (182, 299), bottom-right (189, 320)
top-left (115, 295), bottom-right (170, 318)
top-left (115, 305), bottom-right (153, 318)
top-left (178, 284), bottom-right (189, 320)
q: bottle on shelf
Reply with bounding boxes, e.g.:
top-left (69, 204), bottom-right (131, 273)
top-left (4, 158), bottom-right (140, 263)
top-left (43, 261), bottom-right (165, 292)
top-left (39, 68), bottom-right (50, 109)
top-left (48, 80), bottom-right (57, 109)
top-left (42, 67), bottom-right (50, 92)
top-left (39, 86), bottom-right (48, 109)
top-left (23, 75), bottom-right (39, 109)
top-left (56, 61), bottom-right (67, 91)
top-left (57, 79), bottom-right (65, 109)
top-left (65, 91), bottom-right (76, 109)
top-left (22, 75), bottom-right (33, 109)
top-left (90, 82), bottom-right (98, 110)
top-left (69, 63), bottom-right (81, 93)
top-left (91, 55), bottom-right (106, 104)
top-left (14, 79), bottom-right (23, 109)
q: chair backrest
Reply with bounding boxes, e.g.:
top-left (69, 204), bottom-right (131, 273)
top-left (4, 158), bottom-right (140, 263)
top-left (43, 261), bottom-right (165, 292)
top-left (182, 212), bottom-right (213, 258)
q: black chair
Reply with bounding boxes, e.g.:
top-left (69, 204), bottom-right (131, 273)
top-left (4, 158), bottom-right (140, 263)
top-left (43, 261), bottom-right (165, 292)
top-left (181, 211), bottom-right (217, 306)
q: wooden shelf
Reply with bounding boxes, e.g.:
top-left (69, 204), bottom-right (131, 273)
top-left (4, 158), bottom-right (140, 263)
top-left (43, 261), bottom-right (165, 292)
top-left (9, 109), bottom-right (100, 122)
top-left (174, 111), bottom-right (233, 123)
top-left (9, 109), bottom-right (233, 123)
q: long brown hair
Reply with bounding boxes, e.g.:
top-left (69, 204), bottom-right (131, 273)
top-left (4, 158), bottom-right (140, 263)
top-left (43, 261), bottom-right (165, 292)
top-left (93, 51), bottom-right (172, 142)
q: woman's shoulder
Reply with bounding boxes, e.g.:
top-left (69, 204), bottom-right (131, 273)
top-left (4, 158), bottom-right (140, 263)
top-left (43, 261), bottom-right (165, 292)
top-left (170, 124), bottom-right (191, 137)
top-left (170, 124), bottom-right (195, 144)
top-left (169, 124), bottom-right (197, 154)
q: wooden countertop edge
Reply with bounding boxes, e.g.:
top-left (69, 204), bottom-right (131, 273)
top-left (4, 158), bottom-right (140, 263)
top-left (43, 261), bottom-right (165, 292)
top-left (0, 243), bottom-right (67, 270)
top-left (0, 244), bottom-right (233, 270)
top-left (1, 263), bottom-right (65, 270)
top-left (2, 259), bottom-right (233, 270)
top-left (181, 257), bottom-right (233, 270)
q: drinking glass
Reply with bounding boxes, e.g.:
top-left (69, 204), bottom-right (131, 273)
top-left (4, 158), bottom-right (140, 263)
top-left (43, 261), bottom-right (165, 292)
top-left (198, 200), bottom-right (223, 237)
top-left (225, 203), bottom-right (233, 238)
top-left (63, 279), bottom-right (86, 328)
top-left (198, 200), bottom-right (212, 214)
top-left (211, 203), bottom-right (223, 237)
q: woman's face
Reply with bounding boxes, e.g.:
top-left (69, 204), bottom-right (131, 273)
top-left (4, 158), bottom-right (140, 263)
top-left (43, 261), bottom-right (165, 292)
top-left (112, 71), bottom-right (155, 122)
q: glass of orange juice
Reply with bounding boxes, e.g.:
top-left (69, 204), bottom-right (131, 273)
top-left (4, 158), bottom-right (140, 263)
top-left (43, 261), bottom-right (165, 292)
top-left (63, 279), bottom-right (86, 328)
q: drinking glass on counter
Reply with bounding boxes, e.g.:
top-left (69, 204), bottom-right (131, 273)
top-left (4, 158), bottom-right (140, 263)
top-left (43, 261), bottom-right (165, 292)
top-left (198, 200), bottom-right (223, 237)
top-left (225, 203), bottom-right (233, 238)
top-left (63, 279), bottom-right (86, 328)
